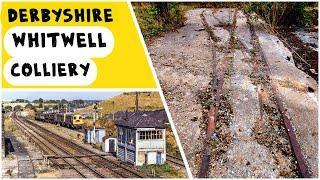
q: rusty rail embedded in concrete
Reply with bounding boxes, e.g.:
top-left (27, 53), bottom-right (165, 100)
top-left (199, 63), bottom-right (225, 178)
top-left (252, 25), bottom-right (311, 178)
top-left (211, 40), bottom-right (217, 93)
top-left (272, 86), bottom-right (310, 178)
top-left (198, 8), bottom-right (237, 177)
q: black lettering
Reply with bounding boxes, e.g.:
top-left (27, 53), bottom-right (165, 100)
top-left (63, 9), bottom-right (72, 22)
top-left (52, 9), bottom-right (62, 22)
top-left (52, 63), bottom-right (56, 77)
top-left (80, 63), bottom-right (90, 76)
top-left (88, 33), bottom-right (96, 47)
top-left (22, 63), bottom-right (32, 76)
top-left (41, 33), bottom-right (45, 47)
top-left (11, 63), bottom-right (20, 77)
top-left (28, 33), bottom-right (39, 47)
top-left (75, 9), bottom-right (85, 22)
top-left (34, 63), bottom-right (41, 76)
top-left (86, 9), bottom-right (91, 22)
top-left (47, 33), bottom-right (60, 47)
top-left (58, 63), bottom-right (67, 76)
top-left (68, 63), bottom-right (78, 76)
top-left (98, 33), bottom-right (106, 47)
top-left (8, 9), bottom-right (18, 22)
top-left (30, 9), bottom-right (39, 22)
top-left (77, 33), bottom-right (86, 47)
top-left (104, 9), bottom-right (113, 22)
top-left (12, 33), bottom-right (26, 47)
top-left (43, 63), bottom-right (50, 76)
top-left (92, 9), bottom-right (102, 22)
top-left (61, 33), bottom-right (74, 47)
top-left (41, 9), bottom-right (50, 22)
top-left (19, 9), bottom-right (28, 22)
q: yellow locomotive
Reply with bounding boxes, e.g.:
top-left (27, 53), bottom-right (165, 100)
top-left (35, 111), bottom-right (84, 129)
top-left (56, 113), bottom-right (84, 129)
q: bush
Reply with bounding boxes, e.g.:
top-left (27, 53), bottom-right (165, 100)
top-left (243, 2), bottom-right (315, 30)
top-left (138, 162), bottom-right (186, 178)
top-left (133, 2), bottom-right (185, 42)
top-left (4, 118), bottom-right (17, 132)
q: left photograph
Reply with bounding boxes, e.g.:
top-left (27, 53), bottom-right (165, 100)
top-left (1, 91), bottom-right (187, 178)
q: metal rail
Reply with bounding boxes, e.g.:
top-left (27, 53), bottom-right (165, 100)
top-left (12, 113), bottom-right (98, 178)
top-left (27, 119), bottom-right (146, 178)
top-left (247, 17), bottom-right (310, 178)
top-left (166, 154), bottom-right (185, 167)
top-left (16, 113), bottom-right (148, 178)
top-left (198, 9), bottom-right (237, 178)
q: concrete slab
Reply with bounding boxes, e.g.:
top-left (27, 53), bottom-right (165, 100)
top-left (254, 20), bottom-right (318, 177)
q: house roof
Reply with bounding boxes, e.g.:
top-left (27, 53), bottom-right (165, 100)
top-left (115, 111), bottom-right (167, 129)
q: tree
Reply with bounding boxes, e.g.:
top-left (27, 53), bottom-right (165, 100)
top-left (25, 103), bottom-right (35, 110)
top-left (15, 99), bottom-right (28, 103)
top-left (38, 98), bottom-right (44, 104)
top-left (61, 99), bottom-right (68, 105)
top-left (14, 105), bottom-right (22, 111)
top-left (4, 106), bottom-right (13, 112)
top-left (38, 103), bottom-right (43, 109)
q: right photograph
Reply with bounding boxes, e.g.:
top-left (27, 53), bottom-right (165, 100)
top-left (134, 2), bottom-right (318, 178)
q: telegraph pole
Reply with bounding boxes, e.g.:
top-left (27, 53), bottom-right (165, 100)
top-left (93, 102), bottom-right (103, 144)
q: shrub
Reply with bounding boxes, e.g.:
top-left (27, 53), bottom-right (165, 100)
top-left (243, 2), bottom-right (315, 30)
top-left (133, 2), bottom-right (185, 42)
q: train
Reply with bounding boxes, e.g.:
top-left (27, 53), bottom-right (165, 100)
top-left (35, 111), bottom-right (84, 129)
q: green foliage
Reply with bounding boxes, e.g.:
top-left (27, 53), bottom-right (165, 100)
top-left (14, 99), bottom-right (29, 103)
top-left (4, 106), bottom-right (13, 112)
top-left (13, 105), bottom-right (22, 111)
top-left (166, 127), bottom-right (182, 158)
top-left (94, 143), bottom-right (102, 150)
top-left (138, 162), bottom-right (186, 178)
top-left (24, 103), bottom-right (35, 110)
top-left (134, 2), bottom-right (185, 42)
top-left (243, 2), bottom-right (315, 29)
top-left (39, 169), bottom-right (53, 174)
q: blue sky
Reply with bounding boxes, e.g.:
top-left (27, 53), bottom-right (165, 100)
top-left (2, 91), bottom-right (123, 101)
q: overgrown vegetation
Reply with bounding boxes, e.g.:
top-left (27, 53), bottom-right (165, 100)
top-left (243, 2), bottom-right (317, 31)
top-left (166, 127), bottom-right (181, 158)
top-left (134, 2), bottom-right (317, 42)
top-left (133, 2), bottom-right (186, 43)
top-left (138, 162), bottom-right (186, 178)
top-left (4, 118), bottom-right (17, 132)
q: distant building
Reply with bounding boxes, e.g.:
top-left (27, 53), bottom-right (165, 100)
top-left (115, 111), bottom-right (167, 166)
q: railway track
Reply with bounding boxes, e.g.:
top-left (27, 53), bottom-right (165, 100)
top-left (246, 16), bottom-right (310, 178)
top-left (166, 154), bottom-right (185, 168)
top-left (12, 112), bottom-right (104, 178)
top-left (12, 112), bottom-right (149, 178)
top-left (198, 9), bottom-right (238, 178)
top-left (197, 9), bottom-right (310, 178)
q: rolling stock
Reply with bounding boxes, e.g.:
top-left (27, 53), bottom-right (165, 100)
top-left (35, 111), bottom-right (84, 129)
